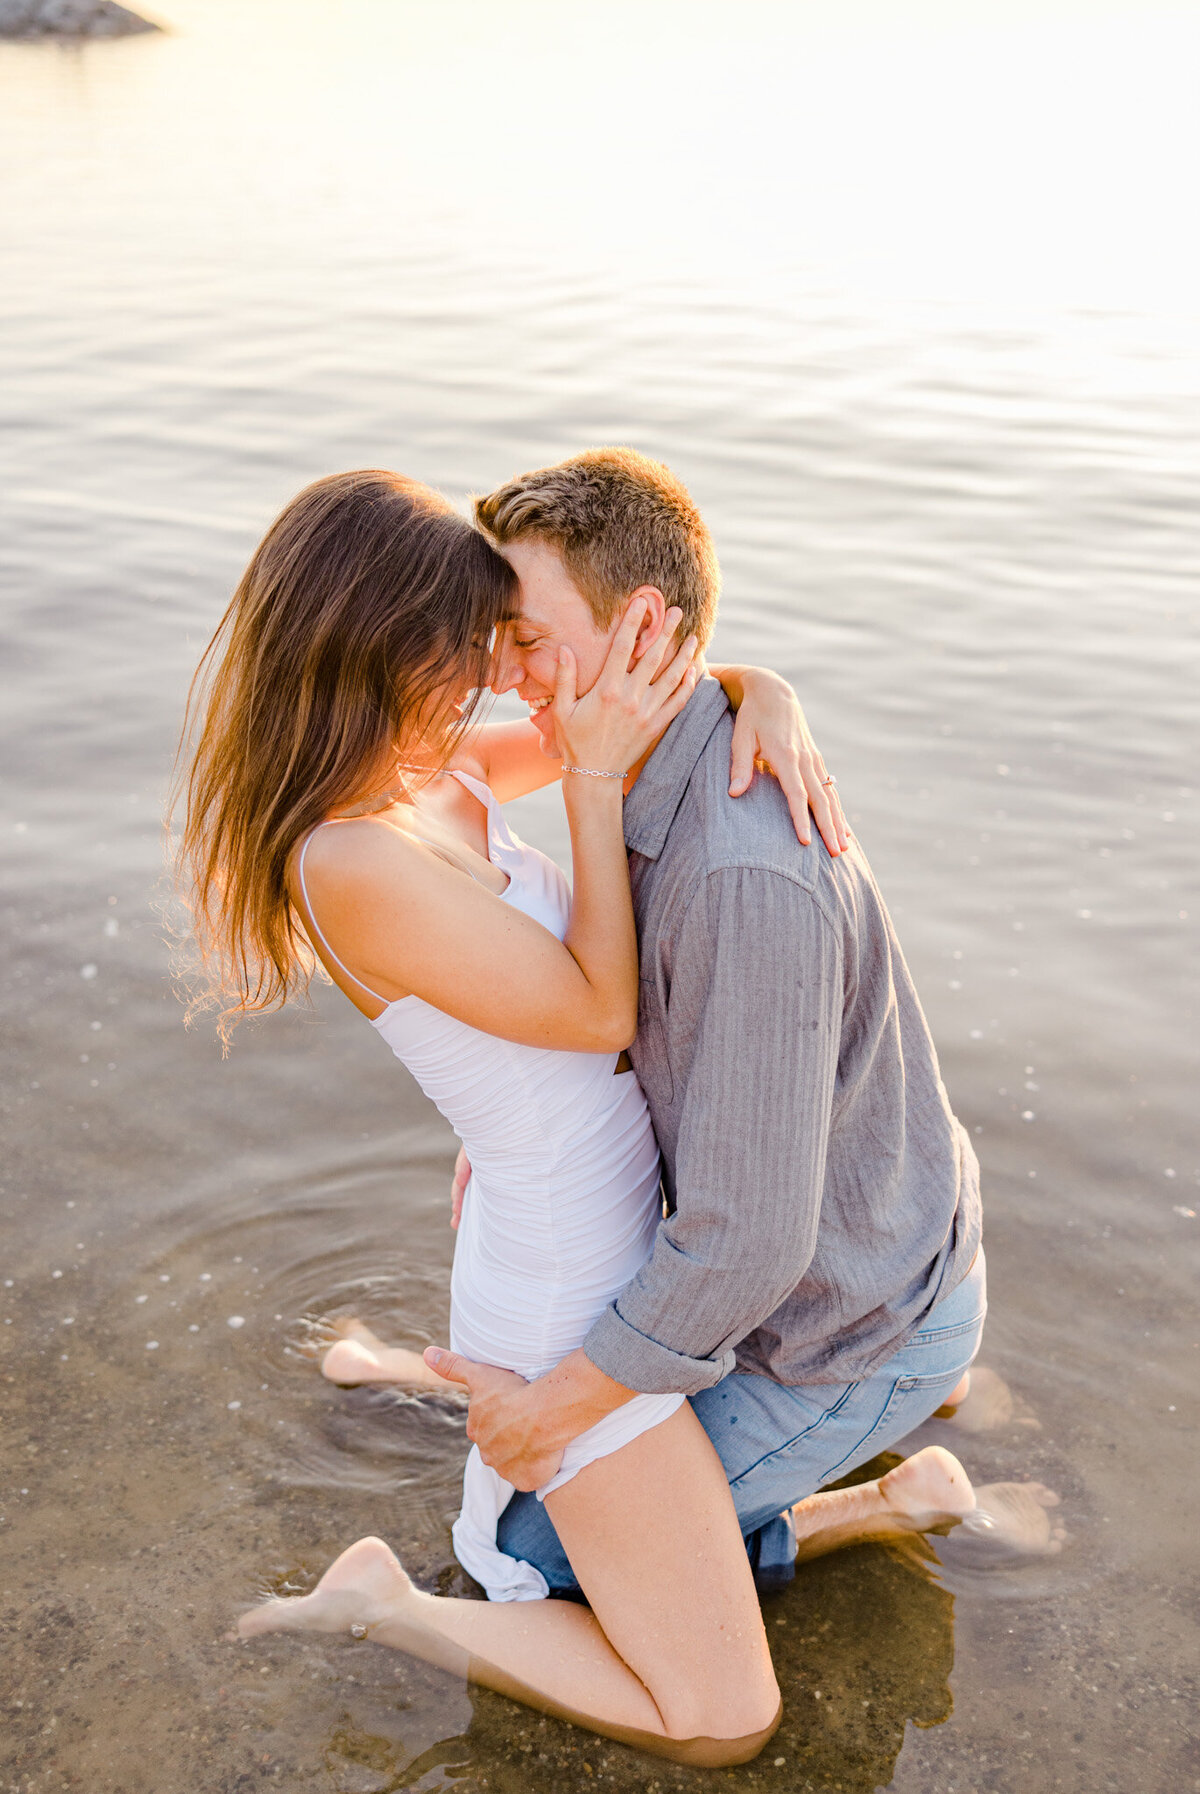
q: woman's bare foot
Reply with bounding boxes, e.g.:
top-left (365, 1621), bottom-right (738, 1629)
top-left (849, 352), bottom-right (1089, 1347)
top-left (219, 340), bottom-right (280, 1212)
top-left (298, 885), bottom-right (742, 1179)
top-left (319, 1319), bottom-right (453, 1391)
top-left (238, 1536), bottom-right (413, 1640)
top-left (933, 1367), bottom-right (1040, 1433)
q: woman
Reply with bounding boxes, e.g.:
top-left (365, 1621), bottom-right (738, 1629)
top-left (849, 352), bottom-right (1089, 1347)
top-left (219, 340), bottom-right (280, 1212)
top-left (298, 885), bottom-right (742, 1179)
top-left (177, 469), bottom-right (844, 1765)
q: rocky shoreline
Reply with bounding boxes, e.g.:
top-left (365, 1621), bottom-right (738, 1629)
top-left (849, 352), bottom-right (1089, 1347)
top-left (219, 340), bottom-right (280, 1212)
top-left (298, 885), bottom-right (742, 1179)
top-left (0, 0), bottom-right (161, 36)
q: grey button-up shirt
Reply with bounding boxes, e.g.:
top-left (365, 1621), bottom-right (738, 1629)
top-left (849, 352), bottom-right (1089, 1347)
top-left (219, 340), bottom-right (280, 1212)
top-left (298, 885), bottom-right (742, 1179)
top-left (582, 678), bottom-right (982, 1395)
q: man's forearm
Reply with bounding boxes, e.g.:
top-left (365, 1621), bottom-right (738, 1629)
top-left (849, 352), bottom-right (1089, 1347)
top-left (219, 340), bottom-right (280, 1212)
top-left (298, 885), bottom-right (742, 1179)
top-left (585, 866), bottom-right (842, 1396)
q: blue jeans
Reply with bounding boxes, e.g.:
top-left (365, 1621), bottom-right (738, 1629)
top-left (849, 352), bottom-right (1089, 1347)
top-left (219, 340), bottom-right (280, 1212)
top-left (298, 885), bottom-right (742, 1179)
top-left (495, 1250), bottom-right (987, 1597)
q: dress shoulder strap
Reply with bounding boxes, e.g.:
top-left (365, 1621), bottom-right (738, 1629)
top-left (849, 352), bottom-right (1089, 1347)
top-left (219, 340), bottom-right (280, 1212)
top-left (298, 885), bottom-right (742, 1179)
top-left (295, 823), bottom-right (390, 1007)
top-left (446, 767), bottom-right (496, 810)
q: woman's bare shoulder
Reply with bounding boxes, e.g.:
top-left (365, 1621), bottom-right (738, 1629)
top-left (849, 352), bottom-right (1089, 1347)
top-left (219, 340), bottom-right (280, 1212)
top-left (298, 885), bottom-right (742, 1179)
top-left (289, 815), bottom-right (427, 905)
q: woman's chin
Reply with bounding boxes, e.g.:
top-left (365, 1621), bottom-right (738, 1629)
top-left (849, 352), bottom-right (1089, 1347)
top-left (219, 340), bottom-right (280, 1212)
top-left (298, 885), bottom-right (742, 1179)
top-left (529, 710), bottom-right (561, 759)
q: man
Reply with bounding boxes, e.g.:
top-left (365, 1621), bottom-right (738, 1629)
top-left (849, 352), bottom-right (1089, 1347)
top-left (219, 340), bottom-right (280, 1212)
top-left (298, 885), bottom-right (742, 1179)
top-left (427, 447), bottom-right (1058, 1590)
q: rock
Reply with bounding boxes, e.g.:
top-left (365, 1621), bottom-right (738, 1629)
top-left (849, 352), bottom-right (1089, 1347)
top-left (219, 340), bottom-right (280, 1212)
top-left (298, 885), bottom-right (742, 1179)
top-left (0, 0), bottom-right (161, 36)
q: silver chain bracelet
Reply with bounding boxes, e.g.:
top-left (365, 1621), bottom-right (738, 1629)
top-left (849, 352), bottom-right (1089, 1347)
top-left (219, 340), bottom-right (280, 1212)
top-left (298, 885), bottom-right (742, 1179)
top-left (561, 765), bottom-right (626, 780)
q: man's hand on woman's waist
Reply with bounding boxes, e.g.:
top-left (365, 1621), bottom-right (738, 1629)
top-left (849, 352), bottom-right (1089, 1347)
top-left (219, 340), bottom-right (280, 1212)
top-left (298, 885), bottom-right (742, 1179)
top-left (424, 1345), bottom-right (637, 1491)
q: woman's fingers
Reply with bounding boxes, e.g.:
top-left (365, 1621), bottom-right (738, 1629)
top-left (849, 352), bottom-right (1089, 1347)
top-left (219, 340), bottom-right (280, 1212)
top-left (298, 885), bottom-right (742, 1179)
top-left (775, 758), bottom-right (851, 854)
top-left (728, 709), bottom-right (761, 802)
top-left (651, 657), bottom-right (701, 730)
top-left (596, 595), bottom-right (649, 690)
top-left (831, 787), bottom-right (852, 852)
top-left (729, 731), bottom-right (848, 856)
top-left (802, 758), bottom-right (844, 855)
top-left (554, 643), bottom-right (579, 712)
top-left (652, 637), bottom-right (700, 714)
top-left (765, 753), bottom-right (816, 847)
top-left (777, 759), bottom-right (816, 847)
top-left (561, 599), bottom-right (699, 771)
top-left (450, 1142), bottom-right (471, 1230)
top-left (721, 669), bottom-right (853, 854)
top-left (632, 605), bottom-right (685, 684)
top-left (550, 646), bottom-right (580, 762)
top-left (805, 752), bottom-right (851, 853)
top-left (639, 627), bottom-right (696, 702)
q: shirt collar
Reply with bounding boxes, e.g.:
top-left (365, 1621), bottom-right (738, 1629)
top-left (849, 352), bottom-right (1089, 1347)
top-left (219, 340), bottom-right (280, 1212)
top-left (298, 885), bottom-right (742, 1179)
top-left (623, 676), bottom-right (730, 861)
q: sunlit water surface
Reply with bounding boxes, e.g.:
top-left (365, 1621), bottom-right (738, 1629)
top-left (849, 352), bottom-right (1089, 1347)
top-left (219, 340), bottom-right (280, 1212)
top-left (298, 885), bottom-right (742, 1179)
top-left (1, 4), bottom-right (1197, 1791)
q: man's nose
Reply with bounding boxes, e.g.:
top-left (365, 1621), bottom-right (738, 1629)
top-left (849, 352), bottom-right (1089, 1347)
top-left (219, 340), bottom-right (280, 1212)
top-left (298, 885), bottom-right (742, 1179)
top-left (490, 643), bottom-right (524, 697)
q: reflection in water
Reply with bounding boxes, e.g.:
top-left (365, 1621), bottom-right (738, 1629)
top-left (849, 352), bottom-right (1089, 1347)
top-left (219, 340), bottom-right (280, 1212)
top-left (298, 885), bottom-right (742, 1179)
top-left (309, 1519), bottom-right (956, 1794)
top-left (748, 1543), bottom-right (955, 1794)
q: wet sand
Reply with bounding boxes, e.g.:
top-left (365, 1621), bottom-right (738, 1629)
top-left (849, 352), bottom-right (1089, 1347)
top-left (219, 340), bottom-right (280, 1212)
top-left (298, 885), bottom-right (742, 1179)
top-left (2, 3), bottom-right (1197, 1790)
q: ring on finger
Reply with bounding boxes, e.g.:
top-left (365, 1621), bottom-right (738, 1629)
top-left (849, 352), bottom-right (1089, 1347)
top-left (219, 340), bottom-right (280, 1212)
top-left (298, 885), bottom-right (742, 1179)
top-left (821, 773), bottom-right (838, 788)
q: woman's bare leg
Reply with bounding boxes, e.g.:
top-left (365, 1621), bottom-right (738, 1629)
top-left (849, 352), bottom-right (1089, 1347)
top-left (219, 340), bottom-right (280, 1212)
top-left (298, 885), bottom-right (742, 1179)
top-left (318, 1320), bottom-right (456, 1391)
top-left (239, 1406), bottom-right (780, 1766)
top-left (542, 1402), bottom-right (780, 1748)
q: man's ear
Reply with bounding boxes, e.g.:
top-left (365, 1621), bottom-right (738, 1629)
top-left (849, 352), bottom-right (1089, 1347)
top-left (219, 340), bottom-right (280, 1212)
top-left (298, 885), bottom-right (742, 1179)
top-left (627, 586), bottom-right (668, 659)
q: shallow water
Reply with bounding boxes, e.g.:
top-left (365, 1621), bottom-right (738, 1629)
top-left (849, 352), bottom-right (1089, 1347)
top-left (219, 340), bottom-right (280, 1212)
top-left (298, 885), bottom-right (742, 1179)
top-left (2, 4), bottom-right (1198, 1791)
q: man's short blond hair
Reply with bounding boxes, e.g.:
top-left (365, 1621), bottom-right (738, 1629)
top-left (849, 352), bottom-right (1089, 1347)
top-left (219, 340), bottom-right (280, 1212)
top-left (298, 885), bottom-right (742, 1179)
top-left (474, 447), bottom-right (721, 646)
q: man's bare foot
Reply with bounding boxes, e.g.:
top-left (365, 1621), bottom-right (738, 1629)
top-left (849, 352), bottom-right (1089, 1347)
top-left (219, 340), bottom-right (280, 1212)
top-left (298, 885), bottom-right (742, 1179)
top-left (319, 1320), bottom-right (452, 1391)
top-left (879, 1448), bottom-right (1065, 1561)
top-left (933, 1367), bottom-right (1040, 1433)
top-left (877, 1444), bottom-right (977, 1529)
top-left (238, 1536), bottom-right (412, 1640)
top-left (933, 1371), bottom-right (972, 1416)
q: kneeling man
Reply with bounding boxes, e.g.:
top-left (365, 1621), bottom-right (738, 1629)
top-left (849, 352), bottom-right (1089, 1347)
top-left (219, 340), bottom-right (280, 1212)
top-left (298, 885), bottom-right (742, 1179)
top-left (432, 447), bottom-right (1059, 1586)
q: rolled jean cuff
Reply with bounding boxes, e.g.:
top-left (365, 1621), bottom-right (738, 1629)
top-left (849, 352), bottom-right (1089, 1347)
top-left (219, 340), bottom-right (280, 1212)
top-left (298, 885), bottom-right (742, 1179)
top-left (746, 1511), bottom-right (798, 1596)
top-left (583, 1303), bottom-right (736, 1396)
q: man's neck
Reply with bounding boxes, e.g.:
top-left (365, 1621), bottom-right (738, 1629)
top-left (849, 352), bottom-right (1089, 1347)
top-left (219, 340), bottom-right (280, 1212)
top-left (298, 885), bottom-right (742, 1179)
top-left (622, 737), bottom-right (660, 797)
top-left (621, 656), bottom-right (707, 798)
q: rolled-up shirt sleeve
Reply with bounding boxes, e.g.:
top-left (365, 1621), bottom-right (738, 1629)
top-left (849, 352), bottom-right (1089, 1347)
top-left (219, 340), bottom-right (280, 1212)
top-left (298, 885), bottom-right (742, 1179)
top-left (583, 865), bottom-right (843, 1395)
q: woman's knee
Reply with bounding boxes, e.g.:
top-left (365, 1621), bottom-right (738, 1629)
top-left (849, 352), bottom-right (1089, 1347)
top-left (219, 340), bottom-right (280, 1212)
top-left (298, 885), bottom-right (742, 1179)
top-left (656, 1665), bottom-right (782, 1751)
top-left (656, 1686), bottom-right (783, 1767)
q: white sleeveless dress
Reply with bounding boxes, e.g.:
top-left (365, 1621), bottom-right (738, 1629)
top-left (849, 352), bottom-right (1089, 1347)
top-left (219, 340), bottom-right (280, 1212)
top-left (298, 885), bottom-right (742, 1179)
top-left (298, 770), bottom-right (683, 1601)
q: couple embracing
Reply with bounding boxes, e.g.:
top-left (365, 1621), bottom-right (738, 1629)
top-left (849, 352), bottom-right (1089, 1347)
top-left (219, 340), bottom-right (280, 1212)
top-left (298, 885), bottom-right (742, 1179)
top-left (180, 448), bottom-right (1055, 1766)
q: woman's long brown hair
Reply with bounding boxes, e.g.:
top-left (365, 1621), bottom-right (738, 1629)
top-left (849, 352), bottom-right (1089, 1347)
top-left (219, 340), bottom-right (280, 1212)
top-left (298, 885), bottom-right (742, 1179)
top-left (172, 470), bottom-right (516, 1044)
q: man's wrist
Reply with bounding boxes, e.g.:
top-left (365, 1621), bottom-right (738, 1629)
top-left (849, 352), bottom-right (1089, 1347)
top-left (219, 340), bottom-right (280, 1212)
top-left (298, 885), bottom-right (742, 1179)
top-left (531, 1347), bottom-right (636, 1444)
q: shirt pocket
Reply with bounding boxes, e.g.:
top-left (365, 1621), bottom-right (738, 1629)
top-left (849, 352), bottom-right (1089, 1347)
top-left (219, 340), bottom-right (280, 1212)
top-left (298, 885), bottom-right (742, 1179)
top-left (635, 977), bottom-right (674, 1106)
